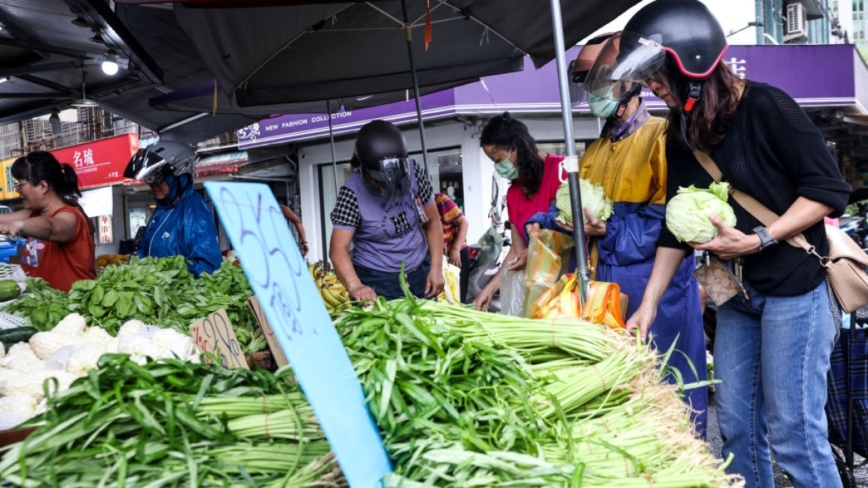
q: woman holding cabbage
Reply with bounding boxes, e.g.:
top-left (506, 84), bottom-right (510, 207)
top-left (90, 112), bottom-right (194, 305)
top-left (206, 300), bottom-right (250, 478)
top-left (473, 113), bottom-right (565, 311)
top-left (526, 33), bottom-right (707, 436)
top-left (600, 2), bottom-right (849, 486)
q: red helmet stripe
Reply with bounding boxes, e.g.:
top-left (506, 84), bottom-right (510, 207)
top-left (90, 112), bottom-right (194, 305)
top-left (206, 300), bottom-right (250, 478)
top-left (663, 44), bottom-right (729, 79)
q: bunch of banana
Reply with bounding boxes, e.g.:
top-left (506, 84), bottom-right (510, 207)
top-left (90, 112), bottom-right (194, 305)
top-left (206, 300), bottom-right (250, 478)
top-left (308, 261), bottom-right (351, 314)
top-left (440, 262), bottom-right (461, 305)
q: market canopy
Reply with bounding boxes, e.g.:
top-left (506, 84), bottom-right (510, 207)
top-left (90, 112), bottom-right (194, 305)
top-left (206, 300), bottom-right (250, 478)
top-left (173, 0), bottom-right (643, 106)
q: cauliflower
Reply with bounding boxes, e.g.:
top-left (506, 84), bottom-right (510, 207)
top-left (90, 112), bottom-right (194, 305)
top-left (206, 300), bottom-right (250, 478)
top-left (2, 370), bottom-right (75, 400)
top-left (118, 320), bottom-right (147, 338)
top-left (29, 332), bottom-right (88, 360)
top-left (0, 341), bottom-right (5, 358)
top-left (5, 358), bottom-right (44, 373)
top-left (67, 342), bottom-right (108, 377)
top-left (7, 343), bottom-right (37, 361)
top-left (82, 326), bottom-right (112, 343)
top-left (117, 335), bottom-right (151, 355)
top-left (104, 338), bottom-right (120, 354)
top-left (163, 337), bottom-right (198, 361)
top-left (0, 393), bottom-right (39, 417)
top-left (151, 328), bottom-right (188, 349)
top-left (0, 368), bottom-right (19, 383)
top-left (52, 313), bottom-right (88, 336)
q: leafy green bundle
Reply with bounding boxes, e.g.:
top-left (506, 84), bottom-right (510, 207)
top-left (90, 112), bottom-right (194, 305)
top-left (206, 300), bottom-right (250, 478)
top-left (4, 256), bottom-right (266, 354)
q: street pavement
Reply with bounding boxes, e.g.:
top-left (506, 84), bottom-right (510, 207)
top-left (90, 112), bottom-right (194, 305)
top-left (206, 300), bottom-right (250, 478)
top-left (705, 396), bottom-right (868, 487)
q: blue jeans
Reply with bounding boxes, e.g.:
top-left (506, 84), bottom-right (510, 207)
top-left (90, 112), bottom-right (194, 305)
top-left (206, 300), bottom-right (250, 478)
top-left (714, 279), bottom-right (841, 488)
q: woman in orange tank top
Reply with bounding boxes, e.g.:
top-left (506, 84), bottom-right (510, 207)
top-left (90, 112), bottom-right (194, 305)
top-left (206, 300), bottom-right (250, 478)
top-left (0, 152), bottom-right (95, 291)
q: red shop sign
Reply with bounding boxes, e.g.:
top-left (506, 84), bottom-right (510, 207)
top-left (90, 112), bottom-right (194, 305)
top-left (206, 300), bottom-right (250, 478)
top-left (50, 133), bottom-right (139, 190)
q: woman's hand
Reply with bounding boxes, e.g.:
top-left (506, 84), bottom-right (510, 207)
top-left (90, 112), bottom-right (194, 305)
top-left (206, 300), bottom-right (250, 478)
top-left (425, 268), bottom-right (445, 298)
top-left (474, 285), bottom-right (496, 311)
top-left (448, 248), bottom-right (462, 268)
top-left (0, 220), bottom-right (24, 237)
top-left (349, 284), bottom-right (377, 303)
top-left (507, 248), bottom-right (528, 271)
top-left (625, 302), bottom-right (657, 341)
top-left (693, 215), bottom-right (760, 260)
top-left (583, 208), bottom-right (607, 237)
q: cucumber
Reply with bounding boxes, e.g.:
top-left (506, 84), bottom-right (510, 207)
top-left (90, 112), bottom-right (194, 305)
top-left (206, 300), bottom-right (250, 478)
top-left (0, 326), bottom-right (38, 350)
top-left (0, 279), bottom-right (20, 302)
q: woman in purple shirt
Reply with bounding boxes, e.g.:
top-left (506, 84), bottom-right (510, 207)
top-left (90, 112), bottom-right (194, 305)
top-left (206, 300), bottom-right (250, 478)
top-left (329, 120), bottom-right (444, 301)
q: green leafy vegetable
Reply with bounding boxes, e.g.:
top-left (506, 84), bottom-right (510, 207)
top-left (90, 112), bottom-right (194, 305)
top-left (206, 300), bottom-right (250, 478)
top-left (665, 182), bottom-right (737, 243)
top-left (555, 179), bottom-right (613, 224)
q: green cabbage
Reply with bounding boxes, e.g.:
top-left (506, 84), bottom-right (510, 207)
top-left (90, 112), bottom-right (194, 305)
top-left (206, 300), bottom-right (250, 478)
top-left (555, 179), bottom-right (613, 224)
top-left (665, 182), bottom-right (737, 243)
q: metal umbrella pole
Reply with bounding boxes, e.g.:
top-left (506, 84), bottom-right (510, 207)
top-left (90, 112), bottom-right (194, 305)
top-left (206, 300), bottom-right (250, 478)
top-left (326, 99), bottom-right (340, 195)
top-left (400, 0), bottom-right (431, 175)
top-left (549, 0), bottom-right (590, 306)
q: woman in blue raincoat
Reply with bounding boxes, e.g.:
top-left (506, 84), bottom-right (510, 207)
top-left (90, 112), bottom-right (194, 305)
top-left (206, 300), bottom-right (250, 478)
top-left (124, 140), bottom-right (222, 277)
top-left (527, 33), bottom-right (707, 437)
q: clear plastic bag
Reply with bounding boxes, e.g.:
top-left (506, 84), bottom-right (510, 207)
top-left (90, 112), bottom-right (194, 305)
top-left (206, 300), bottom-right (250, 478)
top-left (499, 264), bottom-right (527, 317)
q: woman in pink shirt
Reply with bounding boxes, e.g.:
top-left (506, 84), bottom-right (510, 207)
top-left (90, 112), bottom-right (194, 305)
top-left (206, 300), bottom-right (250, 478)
top-left (473, 112), bottom-right (564, 310)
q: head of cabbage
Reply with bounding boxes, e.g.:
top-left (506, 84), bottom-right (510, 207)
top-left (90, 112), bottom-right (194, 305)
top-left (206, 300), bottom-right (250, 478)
top-left (665, 182), bottom-right (737, 243)
top-left (555, 179), bottom-right (613, 224)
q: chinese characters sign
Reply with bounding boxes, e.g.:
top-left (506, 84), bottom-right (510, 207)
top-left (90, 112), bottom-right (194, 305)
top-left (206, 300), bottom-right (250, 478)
top-left (98, 215), bottom-right (113, 244)
top-left (50, 133), bottom-right (138, 190)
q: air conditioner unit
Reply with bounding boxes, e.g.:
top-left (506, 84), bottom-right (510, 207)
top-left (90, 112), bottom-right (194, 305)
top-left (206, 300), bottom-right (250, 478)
top-left (783, 2), bottom-right (808, 43)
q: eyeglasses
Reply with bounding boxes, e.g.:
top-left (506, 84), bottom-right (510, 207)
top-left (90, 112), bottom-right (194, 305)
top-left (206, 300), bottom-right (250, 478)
top-left (567, 60), bottom-right (588, 84)
top-left (13, 180), bottom-right (30, 192)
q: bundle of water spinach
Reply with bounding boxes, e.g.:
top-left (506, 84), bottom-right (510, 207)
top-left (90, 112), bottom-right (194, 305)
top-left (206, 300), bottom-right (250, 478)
top-left (337, 295), bottom-right (741, 487)
top-left (0, 354), bottom-right (340, 487)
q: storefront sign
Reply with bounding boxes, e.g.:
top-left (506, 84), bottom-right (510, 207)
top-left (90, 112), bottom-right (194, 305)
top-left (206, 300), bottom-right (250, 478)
top-left (97, 215), bottom-right (113, 244)
top-left (0, 158), bottom-right (16, 200)
top-left (238, 44), bottom-right (861, 149)
top-left (204, 181), bottom-right (392, 487)
top-left (50, 133), bottom-right (139, 190)
top-left (190, 308), bottom-right (249, 369)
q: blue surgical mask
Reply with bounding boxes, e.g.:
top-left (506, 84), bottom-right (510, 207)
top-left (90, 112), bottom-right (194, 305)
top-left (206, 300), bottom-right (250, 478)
top-left (588, 93), bottom-right (620, 119)
top-left (493, 148), bottom-right (518, 180)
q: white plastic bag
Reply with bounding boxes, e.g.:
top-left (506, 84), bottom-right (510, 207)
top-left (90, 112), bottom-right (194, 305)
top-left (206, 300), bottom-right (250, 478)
top-left (499, 264), bottom-right (527, 317)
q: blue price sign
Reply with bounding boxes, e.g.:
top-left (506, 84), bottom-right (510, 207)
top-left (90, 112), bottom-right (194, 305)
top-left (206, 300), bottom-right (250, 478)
top-left (204, 182), bottom-right (392, 487)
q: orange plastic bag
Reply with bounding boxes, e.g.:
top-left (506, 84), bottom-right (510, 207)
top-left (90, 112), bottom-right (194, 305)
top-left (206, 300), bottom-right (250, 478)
top-left (530, 273), bottom-right (626, 330)
top-left (523, 229), bottom-right (574, 317)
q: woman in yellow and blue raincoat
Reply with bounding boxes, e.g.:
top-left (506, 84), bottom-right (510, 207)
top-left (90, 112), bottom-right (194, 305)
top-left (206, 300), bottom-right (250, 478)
top-left (527, 34), bottom-right (707, 437)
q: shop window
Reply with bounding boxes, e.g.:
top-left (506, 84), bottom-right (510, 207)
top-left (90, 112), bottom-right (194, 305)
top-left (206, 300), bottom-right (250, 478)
top-left (537, 141), bottom-right (588, 159)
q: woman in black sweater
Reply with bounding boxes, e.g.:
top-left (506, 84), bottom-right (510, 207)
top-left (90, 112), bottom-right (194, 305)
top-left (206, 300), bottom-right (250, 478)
top-left (584, 1), bottom-right (850, 487)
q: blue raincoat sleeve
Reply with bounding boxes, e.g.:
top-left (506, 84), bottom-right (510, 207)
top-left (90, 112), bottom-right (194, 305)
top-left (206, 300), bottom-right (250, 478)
top-left (524, 204), bottom-right (564, 235)
top-left (595, 202), bottom-right (665, 267)
top-left (180, 194), bottom-right (222, 277)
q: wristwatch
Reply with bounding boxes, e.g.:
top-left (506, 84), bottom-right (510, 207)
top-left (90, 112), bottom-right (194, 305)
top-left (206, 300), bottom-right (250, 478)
top-left (753, 226), bottom-right (778, 254)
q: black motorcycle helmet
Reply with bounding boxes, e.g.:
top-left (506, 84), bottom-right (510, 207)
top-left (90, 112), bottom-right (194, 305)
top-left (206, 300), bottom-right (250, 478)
top-left (585, 0), bottom-right (727, 112)
top-left (352, 120), bottom-right (411, 198)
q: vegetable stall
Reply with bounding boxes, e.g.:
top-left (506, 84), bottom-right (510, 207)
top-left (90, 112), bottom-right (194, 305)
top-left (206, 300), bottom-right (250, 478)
top-left (0, 257), bottom-right (742, 487)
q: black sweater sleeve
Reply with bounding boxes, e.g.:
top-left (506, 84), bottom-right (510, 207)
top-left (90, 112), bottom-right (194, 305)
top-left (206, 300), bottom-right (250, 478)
top-left (752, 86), bottom-right (849, 216)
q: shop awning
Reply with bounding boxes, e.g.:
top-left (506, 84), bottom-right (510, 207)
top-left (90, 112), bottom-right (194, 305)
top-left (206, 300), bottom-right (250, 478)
top-left (194, 151), bottom-right (249, 177)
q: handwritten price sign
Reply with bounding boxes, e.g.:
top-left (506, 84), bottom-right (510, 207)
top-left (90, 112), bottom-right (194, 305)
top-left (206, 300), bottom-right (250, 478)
top-left (190, 309), bottom-right (249, 370)
top-left (204, 182), bottom-right (391, 487)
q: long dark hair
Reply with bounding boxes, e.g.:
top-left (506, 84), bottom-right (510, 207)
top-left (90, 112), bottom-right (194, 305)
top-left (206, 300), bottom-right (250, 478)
top-left (663, 58), bottom-right (742, 153)
top-left (12, 151), bottom-right (82, 204)
top-left (480, 112), bottom-right (544, 198)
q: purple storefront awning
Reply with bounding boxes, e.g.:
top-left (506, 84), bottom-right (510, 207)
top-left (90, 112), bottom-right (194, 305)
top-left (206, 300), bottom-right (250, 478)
top-left (238, 44), bottom-right (864, 150)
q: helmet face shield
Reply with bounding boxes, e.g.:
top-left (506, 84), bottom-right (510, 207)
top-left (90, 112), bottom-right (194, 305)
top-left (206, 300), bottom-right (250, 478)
top-left (584, 32), bottom-right (665, 101)
top-left (361, 157), bottom-right (411, 199)
top-left (124, 148), bottom-right (172, 185)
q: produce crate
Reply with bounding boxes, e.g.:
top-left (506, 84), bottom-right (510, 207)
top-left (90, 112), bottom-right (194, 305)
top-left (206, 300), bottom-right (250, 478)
top-left (0, 264), bottom-right (26, 282)
top-left (0, 426), bottom-right (36, 449)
